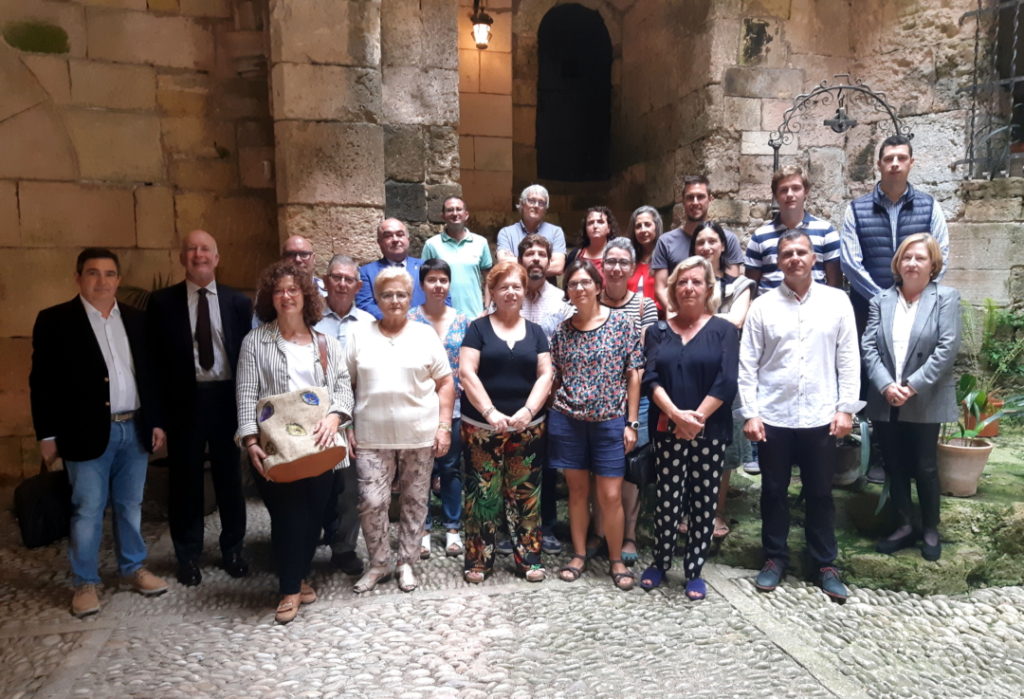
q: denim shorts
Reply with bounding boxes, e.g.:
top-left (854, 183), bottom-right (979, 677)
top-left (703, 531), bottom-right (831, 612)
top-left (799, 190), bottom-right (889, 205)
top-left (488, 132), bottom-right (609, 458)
top-left (546, 410), bottom-right (626, 478)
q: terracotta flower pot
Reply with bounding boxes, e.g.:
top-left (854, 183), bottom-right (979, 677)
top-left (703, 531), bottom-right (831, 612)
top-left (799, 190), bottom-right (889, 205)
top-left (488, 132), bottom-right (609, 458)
top-left (963, 397), bottom-right (1004, 437)
top-left (937, 438), bottom-right (993, 497)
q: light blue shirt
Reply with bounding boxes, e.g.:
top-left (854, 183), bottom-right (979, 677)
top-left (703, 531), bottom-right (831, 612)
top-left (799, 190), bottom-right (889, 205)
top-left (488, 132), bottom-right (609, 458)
top-left (421, 230), bottom-right (493, 317)
top-left (314, 303), bottom-right (374, 352)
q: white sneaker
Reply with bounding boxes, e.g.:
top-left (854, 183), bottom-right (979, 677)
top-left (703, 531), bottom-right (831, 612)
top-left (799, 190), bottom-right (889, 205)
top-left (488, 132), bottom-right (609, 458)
top-left (742, 461), bottom-right (761, 475)
top-left (445, 531), bottom-right (464, 557)
top-left (420, 533), bottom-right (431, 559)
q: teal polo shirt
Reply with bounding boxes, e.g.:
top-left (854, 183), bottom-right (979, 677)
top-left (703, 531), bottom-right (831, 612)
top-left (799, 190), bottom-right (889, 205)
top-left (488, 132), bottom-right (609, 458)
top-left (421, 230), bottom-right (493, 317)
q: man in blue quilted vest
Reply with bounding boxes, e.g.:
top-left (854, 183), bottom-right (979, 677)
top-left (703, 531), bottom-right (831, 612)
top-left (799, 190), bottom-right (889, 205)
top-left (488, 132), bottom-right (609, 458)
top-left (840, 135), bottom-right (949, 331)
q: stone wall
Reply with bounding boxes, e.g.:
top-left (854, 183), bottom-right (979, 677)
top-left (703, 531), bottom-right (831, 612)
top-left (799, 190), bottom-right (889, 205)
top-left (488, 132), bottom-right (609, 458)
top-left (459, 0), bottom-right (514, 237)
top-left (0, 0), bottom-right (279, 481)
top-left (947, 178), bottom-right (1024, 307)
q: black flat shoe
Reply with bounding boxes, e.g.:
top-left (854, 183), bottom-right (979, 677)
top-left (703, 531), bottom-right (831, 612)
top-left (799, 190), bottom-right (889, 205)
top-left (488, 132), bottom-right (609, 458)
top-left (177, 560), bottom-right (202, 587)
top-left (332, 550), bottom-right (365, 576)
top-left (221, 553), bottom-right (250, 578)
top-left (875, 530), bottom-right (919, 554)
top-left (921, 536), bottom-right (942, 561)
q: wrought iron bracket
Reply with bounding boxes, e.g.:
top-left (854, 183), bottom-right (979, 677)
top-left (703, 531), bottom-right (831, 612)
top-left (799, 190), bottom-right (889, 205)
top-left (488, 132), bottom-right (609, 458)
top-left (767, 74), bottom-right (914, 173)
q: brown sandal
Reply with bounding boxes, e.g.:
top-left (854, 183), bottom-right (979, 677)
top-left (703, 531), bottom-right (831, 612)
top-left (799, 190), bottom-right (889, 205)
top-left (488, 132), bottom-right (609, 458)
top-left (559, 554), bottom-right (587, 582)
top-left (609, 560), bottom-right (636, 591)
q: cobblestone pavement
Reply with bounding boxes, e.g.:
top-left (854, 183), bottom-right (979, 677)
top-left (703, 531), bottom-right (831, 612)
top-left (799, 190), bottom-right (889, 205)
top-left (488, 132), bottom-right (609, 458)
top-left (2, 499), bottom-right (1023, 698)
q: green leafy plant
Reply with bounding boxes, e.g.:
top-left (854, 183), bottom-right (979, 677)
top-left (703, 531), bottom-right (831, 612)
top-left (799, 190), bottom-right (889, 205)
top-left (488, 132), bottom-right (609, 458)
top-left (979, 299), bottom-right (1024, 391)
top-left (941, 374), bottom-right (1024, 443)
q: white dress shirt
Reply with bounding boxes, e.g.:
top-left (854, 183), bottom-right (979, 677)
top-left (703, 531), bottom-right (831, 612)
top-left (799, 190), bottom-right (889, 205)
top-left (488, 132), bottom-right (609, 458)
top-left (891, 290), bottom-right (920, 385)
top-left (186, 279), bottom-right (231, 381)
top-left (80, 296), bottom-right (140, 413)
top-left (738, 282), bottom-right (865, 429)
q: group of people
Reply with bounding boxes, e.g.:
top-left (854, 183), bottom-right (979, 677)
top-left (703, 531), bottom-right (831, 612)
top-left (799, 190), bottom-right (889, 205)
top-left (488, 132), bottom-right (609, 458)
top-left (30, 134), bottom-right (961, 624)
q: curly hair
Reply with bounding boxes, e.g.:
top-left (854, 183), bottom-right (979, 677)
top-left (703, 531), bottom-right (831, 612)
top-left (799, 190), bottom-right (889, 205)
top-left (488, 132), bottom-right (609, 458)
top-left (254, 261), bottom-right (323, 326)
top-left (578, 206), bottom-right (620, 249)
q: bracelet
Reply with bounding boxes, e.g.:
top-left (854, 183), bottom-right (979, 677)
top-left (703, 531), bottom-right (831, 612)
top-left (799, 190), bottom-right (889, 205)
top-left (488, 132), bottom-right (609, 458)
top-left (483, 406), bottom-right (496, 418)
top-left (524, 405), bottom-right (535, 419)
top-left (437, 422), bottom-right (452, 432)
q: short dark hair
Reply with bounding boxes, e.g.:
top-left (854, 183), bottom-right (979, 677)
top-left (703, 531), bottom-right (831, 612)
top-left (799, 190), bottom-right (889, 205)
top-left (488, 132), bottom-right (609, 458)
top-left (563, 258), bottom-right (603, 292)
top-left (254, 261), bottom-right (323, 326)
top-left (442, 196), bottom-right (466, 212)
top-left (77, 247), bottom-right (120, 275)
top-left (518, 233), bottom-right (552, 261)
top-left (419, 257), bottom-right (452, 285)
top-left (878, 135), bottom-right (913, 161)
top-left (578, 206), bottom-right (620, 248)
top-left (692, 221), bottom-right (728, 272)
top-left (777, 229), bottom-right (812, 253)
top-left (682, 175), bottom-right (710, 190)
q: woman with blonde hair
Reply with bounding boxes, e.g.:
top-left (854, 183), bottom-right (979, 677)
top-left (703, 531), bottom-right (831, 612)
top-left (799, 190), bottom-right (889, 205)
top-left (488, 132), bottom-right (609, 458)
top-left (639, 256), bottom-right (739, 599)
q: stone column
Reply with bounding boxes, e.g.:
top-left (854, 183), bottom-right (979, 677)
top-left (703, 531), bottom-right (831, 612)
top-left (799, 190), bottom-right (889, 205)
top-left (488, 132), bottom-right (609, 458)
top-left (269, 0), bottom-right (386, 264)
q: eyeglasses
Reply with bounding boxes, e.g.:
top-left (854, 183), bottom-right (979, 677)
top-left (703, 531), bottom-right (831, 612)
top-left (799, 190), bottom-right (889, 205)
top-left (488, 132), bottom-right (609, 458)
top-left (327, 274), bottom-right (358, 284)
top-left (284, 250), bottom-right (313, 261)
top-left (524, 197), bottom-right (548, 207)
top-left (380, 291), bottom-right (410, 301)
top-left (272, 286), bottom-right (301, 297)
top-left (603, 259), bottom-right (632, 268)
top-left (567, 279), bottom-right (595, 290)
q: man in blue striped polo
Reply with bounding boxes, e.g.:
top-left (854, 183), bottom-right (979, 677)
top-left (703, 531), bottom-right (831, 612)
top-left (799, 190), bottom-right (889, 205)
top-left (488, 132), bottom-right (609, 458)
top-left (744, 165), bottom-right (843, 295)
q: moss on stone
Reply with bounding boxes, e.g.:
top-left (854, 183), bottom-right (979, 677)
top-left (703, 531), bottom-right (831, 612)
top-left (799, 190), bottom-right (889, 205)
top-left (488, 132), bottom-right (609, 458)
top-left (2, 21), bottom-right (69, 54)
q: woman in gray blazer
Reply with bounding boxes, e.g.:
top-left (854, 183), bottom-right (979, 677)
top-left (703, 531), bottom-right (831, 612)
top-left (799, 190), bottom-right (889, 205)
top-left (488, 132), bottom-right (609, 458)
top-left (861, 233), bottom-right (960, 562)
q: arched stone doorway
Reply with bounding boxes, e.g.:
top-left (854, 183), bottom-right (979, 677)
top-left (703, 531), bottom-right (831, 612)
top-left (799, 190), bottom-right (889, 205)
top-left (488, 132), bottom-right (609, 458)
top-left (536, 4), bottom-right (612, 182)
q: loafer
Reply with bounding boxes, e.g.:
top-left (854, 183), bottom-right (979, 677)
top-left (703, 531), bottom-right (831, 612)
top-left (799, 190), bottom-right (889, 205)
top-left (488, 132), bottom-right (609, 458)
top-left (71, 584), bottom-right (100, 618)
top-left (275, 594), bottom-right (300, 624)
top-left (331, 550), bottom-right (365, 576)
top-left (754, 560), bottom-right (783, 592)
top-left (541, 534), bottom-right (563, 555)
top-left (299, 580), bottom-right (317, 605)
top-left (128, 568), bottom-right (168, 596)
top-left (221, 553), bottom-right (249, 579)
top-left (875, 530), bottom-right (918, 554)
top-left (818, 566), bottom-right (850, 602)
top-left (176, 560), bottom-right (202, 587)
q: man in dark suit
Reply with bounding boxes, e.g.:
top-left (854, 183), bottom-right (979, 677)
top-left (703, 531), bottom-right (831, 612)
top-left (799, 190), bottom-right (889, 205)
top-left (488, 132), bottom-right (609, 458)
top-left (148, 230), bottom-right (253, 586)
top-left (30, 248), bottom-right (169, 618)
top-left (356, 218), bottom-right (428, 318)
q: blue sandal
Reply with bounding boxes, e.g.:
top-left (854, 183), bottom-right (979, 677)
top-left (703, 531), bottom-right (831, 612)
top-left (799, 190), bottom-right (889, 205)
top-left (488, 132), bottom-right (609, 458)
top-left (621, 538), bottom-right (639, 567)
top-left (685, 578), bottom-right (707, 600)
top-left (639, 566), bottom-right (665, 591)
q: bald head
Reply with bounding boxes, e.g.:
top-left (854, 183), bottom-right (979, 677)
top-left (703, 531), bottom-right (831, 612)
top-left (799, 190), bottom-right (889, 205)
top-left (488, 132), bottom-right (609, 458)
top-left (377, 218), bottom-right (410, 263)
top-left (281, 235), bottom-right (316, 275)
top-left (180, 229), bottom-right (220, 286)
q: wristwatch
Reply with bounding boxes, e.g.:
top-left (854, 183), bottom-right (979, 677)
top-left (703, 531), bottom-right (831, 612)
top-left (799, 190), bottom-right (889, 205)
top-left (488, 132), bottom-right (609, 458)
top-left (628, 420), bottom-right (640, 430)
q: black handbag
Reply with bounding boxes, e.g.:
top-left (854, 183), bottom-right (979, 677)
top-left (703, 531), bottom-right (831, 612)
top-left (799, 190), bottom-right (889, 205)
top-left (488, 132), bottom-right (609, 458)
top-left (624, 442), bottom-right (654, 487)
top-left (14, 459), bottom-right (72, 548)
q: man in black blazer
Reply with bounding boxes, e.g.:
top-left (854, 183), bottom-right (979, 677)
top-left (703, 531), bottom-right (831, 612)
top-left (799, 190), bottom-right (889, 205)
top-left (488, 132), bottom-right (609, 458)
top-left (147, 230), bottom-right (253, 586)
top-left (30, 248), bottom-right (169, 618)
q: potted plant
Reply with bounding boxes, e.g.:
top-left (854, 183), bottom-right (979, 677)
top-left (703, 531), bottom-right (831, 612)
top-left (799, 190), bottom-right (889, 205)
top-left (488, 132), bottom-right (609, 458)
top-left (970, 300), bottom-right (1024, 436)
top-left (938, 377), bottom-right (1022, 497)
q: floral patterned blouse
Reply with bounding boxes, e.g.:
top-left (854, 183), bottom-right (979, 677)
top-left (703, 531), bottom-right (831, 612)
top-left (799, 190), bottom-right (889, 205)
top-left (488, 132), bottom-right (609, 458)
top-left (550, 311), bottom-right (643, 422)
top-left (409, 306), bottom-right (470, 418)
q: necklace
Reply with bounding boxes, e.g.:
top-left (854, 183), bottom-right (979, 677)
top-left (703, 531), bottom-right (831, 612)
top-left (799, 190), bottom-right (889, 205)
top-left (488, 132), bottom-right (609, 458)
top-left (602, 289), bottom-right (630, 305)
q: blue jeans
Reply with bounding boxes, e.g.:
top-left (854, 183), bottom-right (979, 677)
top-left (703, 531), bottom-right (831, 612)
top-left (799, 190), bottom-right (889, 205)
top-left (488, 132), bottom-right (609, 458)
top-left (65, 420), bottom-right (150, 585)
top-left (427, 417), bottom-right (463, 531)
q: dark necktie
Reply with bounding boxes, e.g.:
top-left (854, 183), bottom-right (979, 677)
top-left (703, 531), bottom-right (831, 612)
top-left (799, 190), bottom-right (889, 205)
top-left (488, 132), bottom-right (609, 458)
top-left (196, 288), bottom-right (214, 371)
